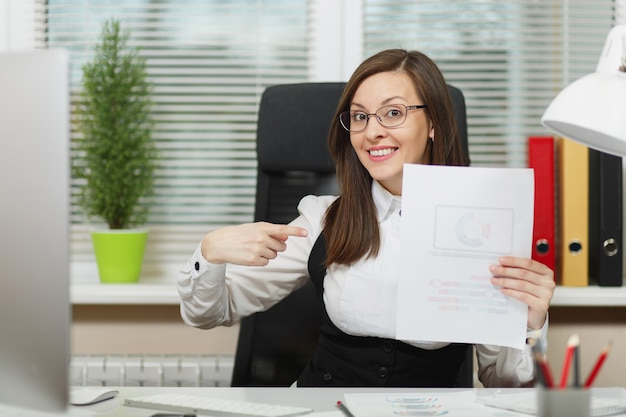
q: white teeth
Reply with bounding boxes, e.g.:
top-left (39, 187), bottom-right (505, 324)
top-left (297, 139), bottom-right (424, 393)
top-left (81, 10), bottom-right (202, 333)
top-left (369, 148), bottom-right (395, 157)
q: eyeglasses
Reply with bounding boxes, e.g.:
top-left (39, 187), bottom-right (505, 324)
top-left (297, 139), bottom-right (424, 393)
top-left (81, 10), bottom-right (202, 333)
top-left (339, 104), bottom-right (427, 133)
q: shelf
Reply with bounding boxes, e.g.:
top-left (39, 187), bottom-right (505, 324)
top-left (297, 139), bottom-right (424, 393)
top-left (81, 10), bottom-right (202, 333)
top-left (70, 261), bottom-right (626, 306)
top-left (551, 285), bottom-right (626, 307)
top-left (71, 282), bottom-right (179, 305)
top-left (70, 282), bottom-right (626, 306)
top-left (70, 261), bottom-right (181, 305)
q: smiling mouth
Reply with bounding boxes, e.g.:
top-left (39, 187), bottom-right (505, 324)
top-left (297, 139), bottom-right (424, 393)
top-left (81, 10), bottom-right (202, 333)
top-left (369, 148), bottom-right (397, 157)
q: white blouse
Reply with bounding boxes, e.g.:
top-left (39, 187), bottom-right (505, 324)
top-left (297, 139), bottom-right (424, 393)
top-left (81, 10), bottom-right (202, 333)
top-left (177, 181), bottom-right (547, 388)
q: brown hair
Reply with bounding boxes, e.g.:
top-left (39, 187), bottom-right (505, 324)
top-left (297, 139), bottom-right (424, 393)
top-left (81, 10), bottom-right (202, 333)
top-left (323, 49), bottom-right (468, 266)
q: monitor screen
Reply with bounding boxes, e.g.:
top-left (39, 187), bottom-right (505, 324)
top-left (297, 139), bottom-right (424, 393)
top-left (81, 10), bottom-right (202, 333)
top-left (0, 49), bottom-right (70, 413)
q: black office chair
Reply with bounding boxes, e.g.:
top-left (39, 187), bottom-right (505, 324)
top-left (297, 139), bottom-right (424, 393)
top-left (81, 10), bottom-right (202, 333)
top-left (231, 82), bottom-right (472, 387)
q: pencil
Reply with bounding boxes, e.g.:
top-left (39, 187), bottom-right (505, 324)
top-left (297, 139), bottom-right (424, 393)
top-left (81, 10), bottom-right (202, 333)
top-left (573, 340), bottom-right (580, 387)
top-left (336, 400), bottom-right (356, 417)
top-left (559, 334), bottom-right (579, 389)
top-left (534, 351), bottom-right (555, 388)
top-left (584, 341), bottom-right (612, 388)
top-left (529, 338), bottom-right (554, 388)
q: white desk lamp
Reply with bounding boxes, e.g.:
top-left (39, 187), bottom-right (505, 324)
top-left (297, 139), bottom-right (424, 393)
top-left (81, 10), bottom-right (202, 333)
top-left (541, 25), bottom-right (626, 155)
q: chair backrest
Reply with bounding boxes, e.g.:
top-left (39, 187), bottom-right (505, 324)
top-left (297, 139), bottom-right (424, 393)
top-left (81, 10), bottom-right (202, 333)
top-left (231, 82), bottom-right (472, 387)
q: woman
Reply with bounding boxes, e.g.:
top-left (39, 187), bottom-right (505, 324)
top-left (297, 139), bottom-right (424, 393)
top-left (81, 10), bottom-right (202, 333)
top-left (177, 49), bottom-right (555, 387)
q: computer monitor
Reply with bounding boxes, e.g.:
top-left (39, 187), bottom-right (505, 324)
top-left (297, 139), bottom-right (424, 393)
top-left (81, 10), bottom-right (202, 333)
top-left (0, 49), bottom-right (70, 413)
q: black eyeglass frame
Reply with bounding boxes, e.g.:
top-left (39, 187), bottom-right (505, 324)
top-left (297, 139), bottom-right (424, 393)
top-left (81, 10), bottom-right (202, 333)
top-left (339, 104), bottom-right (428, 133)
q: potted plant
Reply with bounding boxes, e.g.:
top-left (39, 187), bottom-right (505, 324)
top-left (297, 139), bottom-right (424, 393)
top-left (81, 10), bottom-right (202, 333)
top-left (73, 18), bottom-right (158, 283)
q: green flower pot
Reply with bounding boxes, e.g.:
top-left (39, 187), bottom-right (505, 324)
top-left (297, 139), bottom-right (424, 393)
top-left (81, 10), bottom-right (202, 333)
top-left (91, 229), bottom-right (148, 283)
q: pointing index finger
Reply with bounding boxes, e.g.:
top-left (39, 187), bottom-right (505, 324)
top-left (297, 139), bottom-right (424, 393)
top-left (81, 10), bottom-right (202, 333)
top-left (265, 223), bottom-right (308, 239)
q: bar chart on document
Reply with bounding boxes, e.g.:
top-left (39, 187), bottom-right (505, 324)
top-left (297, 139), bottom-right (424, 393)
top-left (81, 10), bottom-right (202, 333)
top-left (431, 205), bottom-right (514, 315)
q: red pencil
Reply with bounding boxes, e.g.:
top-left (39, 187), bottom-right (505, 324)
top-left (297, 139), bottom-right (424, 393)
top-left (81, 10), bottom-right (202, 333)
top-left (584, 342), bottom-right (612, 388)
top-left (559, 334), bottom-right (579, 389)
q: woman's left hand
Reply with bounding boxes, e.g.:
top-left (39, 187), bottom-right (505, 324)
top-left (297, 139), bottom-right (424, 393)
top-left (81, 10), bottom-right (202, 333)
top-left (490, 257), bottom-right (555, 330)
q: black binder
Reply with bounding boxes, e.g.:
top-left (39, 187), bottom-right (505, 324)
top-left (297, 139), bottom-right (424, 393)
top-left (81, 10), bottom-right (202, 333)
top-left (589, 149), bottom-right (623, 286)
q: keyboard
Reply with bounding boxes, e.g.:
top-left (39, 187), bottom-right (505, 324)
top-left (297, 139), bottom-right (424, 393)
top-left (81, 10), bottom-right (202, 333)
top-left (124, 393), bottom-right (313, 417)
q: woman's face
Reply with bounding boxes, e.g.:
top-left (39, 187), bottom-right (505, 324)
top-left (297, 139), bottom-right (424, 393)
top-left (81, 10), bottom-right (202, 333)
top-left (348, 71), bottom-right (433, 196)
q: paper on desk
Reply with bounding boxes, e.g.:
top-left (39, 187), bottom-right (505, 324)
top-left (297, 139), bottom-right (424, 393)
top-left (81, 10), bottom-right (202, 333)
top-left (396, 164), bottom-right (534, 350)
top-left (344, 391), bottom-right (512, 417)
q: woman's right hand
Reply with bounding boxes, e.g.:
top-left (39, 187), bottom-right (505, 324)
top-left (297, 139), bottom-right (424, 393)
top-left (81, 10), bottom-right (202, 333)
top-left (200, 222), bottom-right (308, 266)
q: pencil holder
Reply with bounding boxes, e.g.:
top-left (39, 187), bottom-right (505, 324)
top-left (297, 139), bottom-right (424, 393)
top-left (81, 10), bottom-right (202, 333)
top-left (537, 387), bottom-right (591, 417)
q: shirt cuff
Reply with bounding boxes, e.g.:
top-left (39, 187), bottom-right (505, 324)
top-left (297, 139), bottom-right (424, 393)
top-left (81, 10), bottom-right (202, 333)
top-left (178, 242), bottom-right (226, 293)
top-left (188, 243), bottom-right (212, 276)
top-left (526, 312), bottom-right (549, 352)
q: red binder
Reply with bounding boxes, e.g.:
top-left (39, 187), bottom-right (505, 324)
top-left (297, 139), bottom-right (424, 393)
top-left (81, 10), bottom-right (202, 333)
top-left (528, 136), bottom-right (556, 277)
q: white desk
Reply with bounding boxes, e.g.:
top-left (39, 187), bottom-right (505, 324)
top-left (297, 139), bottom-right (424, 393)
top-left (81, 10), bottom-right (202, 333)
top-left (64, 386), bottom-right (625, 417)
top-left (81, 386), bottom-right (469, 415)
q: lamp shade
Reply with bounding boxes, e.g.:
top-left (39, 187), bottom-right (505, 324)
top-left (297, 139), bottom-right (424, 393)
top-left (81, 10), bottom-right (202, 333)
top-left (541, 24), bottom-right (626, 156)
top-left (541, 71), bottom-right (626, 156)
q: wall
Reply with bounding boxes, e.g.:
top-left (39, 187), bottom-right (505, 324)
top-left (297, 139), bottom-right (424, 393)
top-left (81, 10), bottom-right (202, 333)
top-left (72, 305), bottom-right (238, 355)
top-left (72, 305), bottom-right (626, 388)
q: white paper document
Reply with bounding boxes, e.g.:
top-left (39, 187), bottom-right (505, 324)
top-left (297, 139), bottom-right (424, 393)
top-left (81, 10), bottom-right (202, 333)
top-left (396, 164), bottom-right (534, 350)
top-left (344, 391), bottom-right (506, 417)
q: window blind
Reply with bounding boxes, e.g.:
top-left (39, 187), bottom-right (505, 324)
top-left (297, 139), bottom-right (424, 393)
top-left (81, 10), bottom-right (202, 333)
top-left (363, 0), bottom-right (615, 167)
top-left (40, 1), bottom-right (309, 278)
top-left (34, 0), bottom-right (616, 280)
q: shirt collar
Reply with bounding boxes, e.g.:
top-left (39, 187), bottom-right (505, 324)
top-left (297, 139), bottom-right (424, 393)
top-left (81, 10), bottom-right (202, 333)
top-left (372, 180), bottom-right (402, 222)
